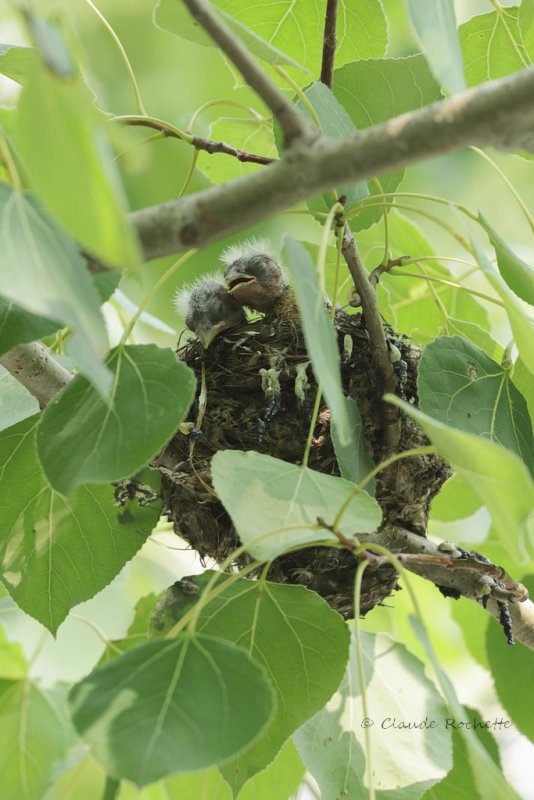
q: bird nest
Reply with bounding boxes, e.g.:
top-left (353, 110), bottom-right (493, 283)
top-left (153, 309), bottom-right (450, 617)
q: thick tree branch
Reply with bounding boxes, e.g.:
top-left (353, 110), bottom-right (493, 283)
top-left (364, 526), bottom-right (534, 650)
top-left (181, 0), bottom-right (314, 147)
top-left (0, 342), bottom-right (71, 408)
top-left (130, 66), bottom-right (534, 260)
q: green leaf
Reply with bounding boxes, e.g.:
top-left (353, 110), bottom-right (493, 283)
top-left (386, 396), bottom-right (534, 562)
top-left (447, 318), bottom-right (503, 362)
top-left (331, 396), bottom-right (375, 490)
top-left (411, 617), bottom-right (521, 800)
top-left (486, 574), bottom-right (534, 744)
top-left (471, 232), bottom-right (534, 375)
top-left (0, 297), bottom-right (59, 356)
top-left (211, 450), bottom-right (381, 561)
top-left (37, 344), bottom-right (196, 496)
top-left (0, 679), bottom-right (71, 800)
top-left (407, 0), bottom-right (466, 93)
top-left (0, 415), bottom-right (161, 633)
top-left (155, 0), bottom-right (308, 73)
top-left (69, 634), bottom-right (276, 786)
top-left (0, 185), bottom-right (111, 397)
top-left (430, 473), bottom-right (483, 522)
top-left (15, 41), bottom-right (140, 269)
top-left (418, 336), bottom-right (534, 477)
top-left (478, 213), bottom-right (534, 305)
top-left (92, 270), bottom-right (121, 304)
top-left (0, 366), bottom-right (39, 432)
top-left (156, 0), bottom-right (387, 79)
top-left (236, 739), bottom-right (304, 800)
top-left (520, 0), bottom-right (534, 61)
top-left (284, 237), bottom-right (352, 446)
top-left (294, 630), bottom-right (452, 799)
top-left (99, 593), bottom-right (156, 665)
top-left (0, 626), bottom-right (26, 680)
top-left (460, 7), bottom-right (530, 86)
top-left (421, 714), bottom-right (501, 800)
top-left (298, 82), bottom-right (368, 212)
top-left (150, 573), bottom-right (349, 795)
top-left (355, 212), bottom-right (488, 345)
top-left (513, 357), bottom-right (534, 432)
top-left (0, 43), bottom-right (36, 84)
top-left (197, 116), bottom-right (277, 184)
top-left (333, 57), bottom-right (441, 231)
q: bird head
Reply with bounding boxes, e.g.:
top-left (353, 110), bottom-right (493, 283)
top-left (221, 239), bottom-right (285, 312)
top-left (174, 277), bottom-right (246, 348)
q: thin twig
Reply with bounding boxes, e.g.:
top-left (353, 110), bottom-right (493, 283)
top-left (181, 0), bottom-right (313, 147)
top-left (115, 114), bottom-right (275, 165)
top-left (191, 136), bottom-right (274, 164)
top-left (320, 0), bottom-right (338, 88)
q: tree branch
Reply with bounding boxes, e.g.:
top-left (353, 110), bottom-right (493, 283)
top-left (320, 0), bottom-right (338, 88)
top-left (116, 114), bottom-right (275, 165)
top-left (340, 227), bottom-right (401, 454)
top-left (130, 65), bottom-right (534, 259)
top-left (0, 342), bottom-right (71, 408)
top-left (181, 0), bottom-right (314, 147)
top-left (365, 526), bottom-right (534, 650)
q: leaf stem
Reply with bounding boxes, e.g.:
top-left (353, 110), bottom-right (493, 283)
top-left (119, 249), bottom-right (196, 345)
top-left (101, 775), bottom-right (121, 800)
top-left (81, 0), bottom-right (147, 115)
top-left (332, 446), bottom-right (435, 532)
top-left (353, 562), bottom-right (375, 800)
top-left (469, 146), bottom-right (534, 233)
top-left (388, 268), bottom-right (505, 307)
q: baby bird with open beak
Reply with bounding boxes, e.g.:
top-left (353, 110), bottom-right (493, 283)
top-left (174, 276), bottom-right (246, 348)
top-left (222, 238), bottom-right (288, 313)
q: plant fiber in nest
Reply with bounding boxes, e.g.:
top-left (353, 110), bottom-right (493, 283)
top-left (153, 307), bottom-right (450, 618)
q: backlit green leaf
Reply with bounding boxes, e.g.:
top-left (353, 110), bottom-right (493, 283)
top-left (0, 415), bottom-right (161, 633)
top-left (37, 344), bottom-right (195, 496)
top-left (412, 617), bottom-right (520, 800)
top-left (15, 45), bottom-right (140, 269)
top-left (69, 634), bottom-right (275, 785)
top-left (486, 574), bottom-right (534, 743)
top-left (460, 7), bottom-right (530, 86)
top-left (212, 450), bottom-right (382, 561)
top-left (0, 367), bottom-right (39, 431)
top-left (471, 233), bottom-right (534, 375)
top-left (294, 630), bottom-right (452, 799)
top-left (156, 0), bottom-right (387, 79)
top-left (0, 185), bottom-right (111, 396)
top-left (150, 572), bottom-right (349, 795)
top-left (418, 336), bottom-right (534, 476)
top-left (387, 396), bottom-right (534, 562)
top-left (0, 43), bottom-right (36, 84)
top-left (478, 213), bottom-right (534, 305)
top-left (0, 679), bottom-right (71, 800)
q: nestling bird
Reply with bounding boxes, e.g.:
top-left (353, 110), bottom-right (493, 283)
top-left (174, 276), bottom-right (246, 348)
top-left (222, 238), bottom-right (293, 314)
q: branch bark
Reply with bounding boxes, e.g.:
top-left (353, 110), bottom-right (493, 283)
top-left (130, 65), bottom-right (534, 260)
top-left (181, 0), bottom-right (314, 147)
top-left (0, 342), bottom-right (71, 408)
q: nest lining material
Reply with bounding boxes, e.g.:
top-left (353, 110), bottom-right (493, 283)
top-left (153, 306), bottom-right (450, 617)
